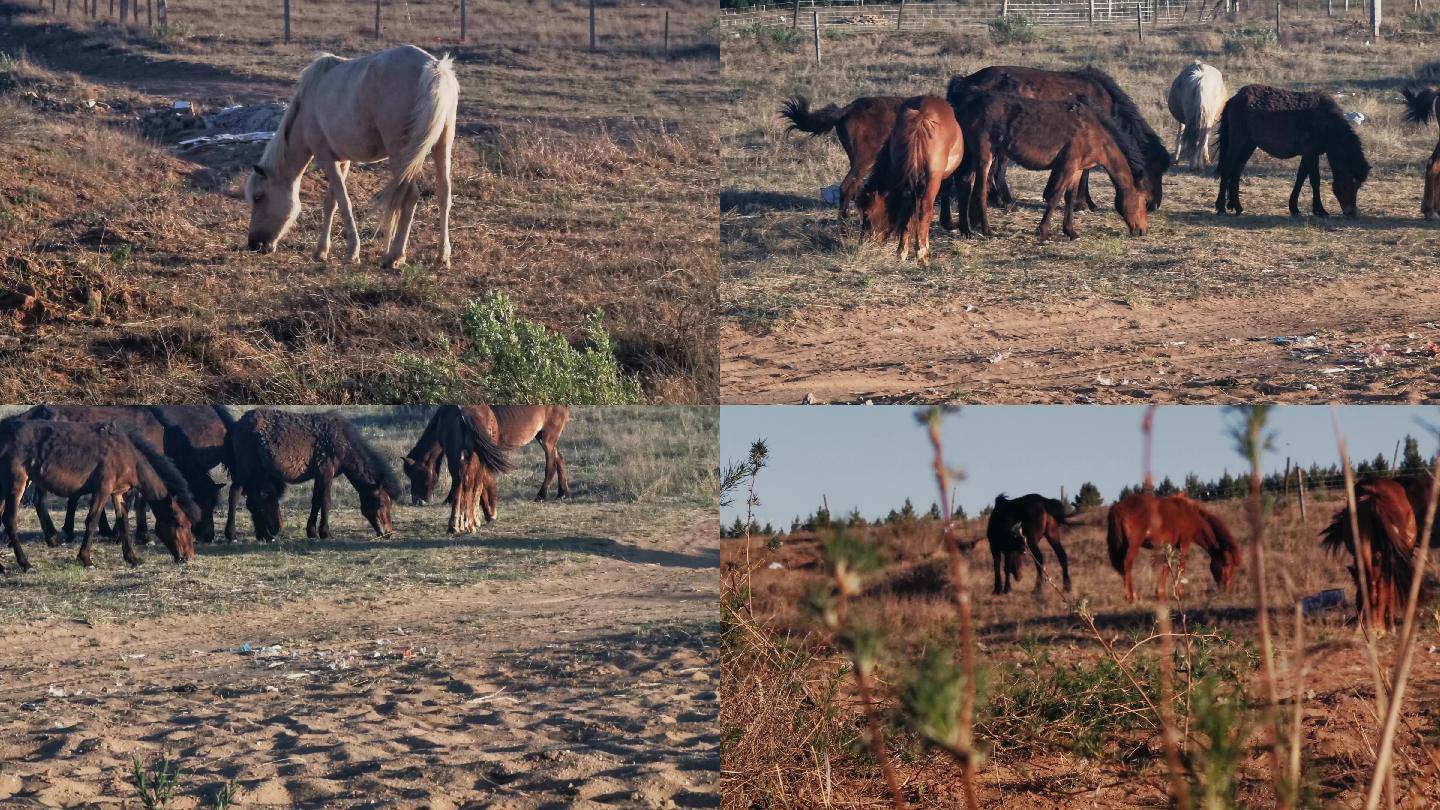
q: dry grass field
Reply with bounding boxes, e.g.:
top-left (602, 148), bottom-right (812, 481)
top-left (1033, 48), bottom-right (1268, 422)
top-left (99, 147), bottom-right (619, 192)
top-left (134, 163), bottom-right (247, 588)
top-left (0, 405), bottom-right (721, 808)
top-left (721, 492), bottom-right (1440, 807)
top-left (720, 14), bottom-right (1440, 404)
top-left (0, 0), bottom-right (719, 403)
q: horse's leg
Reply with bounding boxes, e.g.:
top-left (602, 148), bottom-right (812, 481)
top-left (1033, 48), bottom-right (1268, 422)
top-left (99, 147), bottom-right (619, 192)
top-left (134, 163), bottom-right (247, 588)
top-left (432, 130), bottom-right (453, 268)
top-left (939, 176), bottom-right (955, 231)
top-left (974, 148), bottom-right (995, 237)
top-left (78, 485), bottom-right (110, 568)
top-left (225, 482), bottom-right (242, 542)
top-left (316, 157), bottom-right (361, 264)
top-left (134, 497), bottom-right (151, 546)
top-left (1061, 185), bottom-right (1079, 240)
top-left (840, 166), bottom-right (859, 222)
top-left (1079, 170), bottom-right (1099, 212)
top-left (537, 436), bottom-right (555, 501)
top-left (312, 160), bottom-right (350, 261)
top-left (306, 478), bottom-right (323, 539)
top-left (914, 173), bottom-right (942, 266)
top-left (382, 181), bottom-right (422, 270)
top-left (1287, 159), bottom-right (1308, 216)
top-left (1047, 532), bottom-right (1072, 593)
top-left (1037, 169), bottom-right (1062, 243)
top-left (1124, 542), bottom-right (1141, 603)
top-left (63, 493), bottom-right (82, 544)
top-left (992, 547), bottom-right (1004, 595)
top-left (4, 475), bottom-right (30, 573)
top-left (114, 492), bottom-right (140, 567)
top-left (1172, 123), bottom-right (1185, 166)
top-left (1424, 138), bottom-right (1440, 220)
top-left (1024, 528), bottom-right (1046, 594)
top-left (1307, 154), bottom-right (1328, 217)
top-left (1228, 143), bottom-right (1255, 215)
top-left (33, 485), bottom-right (59, 546)
top-left (953, 168), bottom-right (974, 236)
top-left (1197, 124), bottom-right (1211, 170)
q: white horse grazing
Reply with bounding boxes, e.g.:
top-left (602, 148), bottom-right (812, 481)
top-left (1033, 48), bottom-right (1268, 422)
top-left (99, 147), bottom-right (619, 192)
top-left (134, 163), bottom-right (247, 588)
top-left (245, 45), bottom-right (459, 269)
top-left (1166, 61), bottom-right (1227, 171)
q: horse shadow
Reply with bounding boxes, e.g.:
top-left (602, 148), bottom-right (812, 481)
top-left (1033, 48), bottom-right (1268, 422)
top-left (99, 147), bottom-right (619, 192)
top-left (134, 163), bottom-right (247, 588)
top-left (721, 188), bottom-right (830, 214)
top-left (977, 604), bottom-right (1259, 643)
top-left (1165, 209), bottom-right (1439, 231)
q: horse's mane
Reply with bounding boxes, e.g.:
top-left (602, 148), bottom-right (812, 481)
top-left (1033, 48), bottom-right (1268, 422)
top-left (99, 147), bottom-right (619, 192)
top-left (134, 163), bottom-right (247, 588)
top-left (409, 406), bottom-right (449, 464)
top-left (257, 53), bottom-right (346, 171)
top-left (1092, 104), bottom-right (1150, 187)
top-left (332, 414), bottom-right (402, 499)
top-left (1326, 108), bottom-right (1372, 184)
top-left (1077, 67), bottom-right (1170, 170)
top-left (128, 433), bottom-right (201, 521)
top-left (1191, 501), bottom-right (1241, 567)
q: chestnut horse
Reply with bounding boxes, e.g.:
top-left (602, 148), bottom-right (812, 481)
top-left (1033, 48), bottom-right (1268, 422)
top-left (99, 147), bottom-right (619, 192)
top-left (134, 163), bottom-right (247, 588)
top-left (226, 410), bottom-right (401, 541)
top-left (949, 91), bottom-right (1149, 242)
top-left (946, 66), bottom-right (1169, 212)
top-left (1320, 478), bottom-right (1424, 631)
top-left (985, 493), bottom-right (1073, 594)
top-left (858, 95), bottom-right (964, 265)
top-left (1214, 84), bottom-right (1370, 218)
top-left (1106, 493), bottom-right (1241, 603)
top-left (403, 405), bottom-right (561, 506)
top-left (402, 406), bottom-right (513, 533)
top-left (1401, 86), bottom-right (1440, 220)
top-left (0, 421), bottom-right (198, 572)
top-left (780, 95), bottom-right (904, 220)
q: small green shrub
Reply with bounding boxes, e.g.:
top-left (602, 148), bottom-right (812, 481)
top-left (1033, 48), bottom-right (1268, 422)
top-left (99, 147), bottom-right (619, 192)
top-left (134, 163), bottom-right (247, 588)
top-left (1223, 26), bottom-right (1278, 53)
top-left (152, 21), bottom-right (194, 51)
top-left (131, 753), bottom-right (182, 810)
top-left (0, 52), bottom-right (19, 74)
top-left (386, 351), bottom-right (464, 403)
top-left (988, 14), bottom-right (1039, 45)
top-left (1402, 11), bottom-right (1440, 32)
top-left (458, 290), bottom-right (645, 404)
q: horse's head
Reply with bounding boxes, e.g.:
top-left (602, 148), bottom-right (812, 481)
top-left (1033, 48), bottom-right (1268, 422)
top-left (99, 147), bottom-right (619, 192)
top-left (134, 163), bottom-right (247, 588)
top-left (245, 485), bottom-right (284, 541)
top-left (1332, 167), bottom-right (1365, 218)
top-left (1210, 548), bottom-right (1238, 592)
top-left (359, 483), bottom-right (395, 537)
top-left (402, 456), bottom-right (439, 506)
top-left (244, 164), bottom-right (302, 254)
top-left (1116, 186), bottom-right (1149, 237)
top-left (152, 496), bottom-right (197, 563)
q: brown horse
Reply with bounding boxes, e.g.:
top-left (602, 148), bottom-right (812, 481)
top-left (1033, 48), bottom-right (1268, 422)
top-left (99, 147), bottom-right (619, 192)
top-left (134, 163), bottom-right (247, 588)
top-left (403, 406), bottom-right (513, 533)
top-left (0, 421), bottom-right (198, 572)
top-left (1214, 84), bottom-right (1370, 218)
top-left (949, 91), bottom-right (1149, 242)
top-left (226, 410), bottom-right (401, 541)
top-left (858, 95), bottom-right (964, 265)
top-left (404, 405), bottom-right (563, 506)
top-left (946, 67), bottom-right (1170, 212)
top-left (780, 95), bottom-right (904, 220)
top-left (985, 493), bottom-right (1073, 594)
top-left (1107, 493), bottom-right (1242, 603)
top-left (1401, 86), bottom-right (1440, 220)
top-left (1320, 478), bottom-right (1423, 631)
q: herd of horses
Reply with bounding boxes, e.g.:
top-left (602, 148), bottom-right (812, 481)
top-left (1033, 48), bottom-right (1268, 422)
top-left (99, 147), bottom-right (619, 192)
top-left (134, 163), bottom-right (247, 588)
top-left (0, 405), bottom-right (570, 574)
top-left (982, 479), bottom-right (1435, 631)
top-left (782, 62), bottom-right (1439, 264)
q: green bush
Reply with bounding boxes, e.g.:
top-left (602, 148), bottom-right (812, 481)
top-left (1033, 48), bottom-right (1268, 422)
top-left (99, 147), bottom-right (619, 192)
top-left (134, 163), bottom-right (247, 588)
top-left (152, 21), bottom-right (194, 51)
top-left (458, 290), bottom-right (645, 405)
top-left (1402, 11), bottom-right (1440, 32)
top-left (988, 14), bottom-right (1039, 45)
top-left (1223, 26), bottom-right (1278, 53)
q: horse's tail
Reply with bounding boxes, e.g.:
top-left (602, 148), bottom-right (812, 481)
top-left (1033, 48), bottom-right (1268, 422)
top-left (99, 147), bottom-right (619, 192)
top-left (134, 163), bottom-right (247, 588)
top-left (779, 96), bottom-right (845, 136)
top-left (458, 410), bottom-right (513, 476)
top-left (374, 53), bottom-right (459, 245)
top-left (1402, 86), bottom-right (1440, 127)
top-left (1214, 93), bottom-right (1238, 177)
top-left (1106, 504), bottom-right (1128, 574)
top-left (881, 101), bottom-right (937, 240)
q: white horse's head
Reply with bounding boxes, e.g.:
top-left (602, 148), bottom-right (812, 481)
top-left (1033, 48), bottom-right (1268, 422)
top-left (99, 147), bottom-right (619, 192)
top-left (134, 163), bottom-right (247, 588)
top-left (244, 163), bottom-right (302, 254)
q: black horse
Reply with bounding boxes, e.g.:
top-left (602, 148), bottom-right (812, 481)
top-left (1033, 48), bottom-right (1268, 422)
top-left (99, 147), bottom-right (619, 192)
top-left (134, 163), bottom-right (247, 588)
top-left (986, 493), bottom-right (1073, 594)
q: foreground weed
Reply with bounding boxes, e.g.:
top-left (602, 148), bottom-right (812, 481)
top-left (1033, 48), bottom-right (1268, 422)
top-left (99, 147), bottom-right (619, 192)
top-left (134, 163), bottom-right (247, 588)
top-left (131, 753), bottom-right (182, 810)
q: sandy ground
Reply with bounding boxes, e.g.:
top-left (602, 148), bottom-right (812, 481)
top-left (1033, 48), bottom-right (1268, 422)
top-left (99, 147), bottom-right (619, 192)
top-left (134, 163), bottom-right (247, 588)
top-left (0, 518), bottom-right (719, 809)
top-left (722, 278), bottom-right (1440, 404)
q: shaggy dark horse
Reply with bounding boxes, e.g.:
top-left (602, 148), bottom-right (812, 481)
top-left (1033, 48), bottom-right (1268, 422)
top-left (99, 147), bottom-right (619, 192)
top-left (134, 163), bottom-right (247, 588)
top-left (0, 421), bottom-right (198, 572)
top-left (780, 95), bottom-right (904, 220)
top-left (946, 66), bottom-right (1170, 212)
top-left (948, 91), bottom-right (1149, 242)
top-left (1214, 84), bottom-right (1370, 218)
top-left (1320, 477), bottom-right (1431, 631)
top-left (402, 405), bottom-right (515, 533)
top-left (859, 95), bottom-right (964, 264)
top-left (146, 405), bottom-right (234, 542)
top-left (226, 410), bottom-right (402, 542)
top-left (985, 493), bottom-right (1073, 594)
top-left (1107, 493), bottom-right (1241, 603)
top-left (1401, 86), bottom-right (1440, 220)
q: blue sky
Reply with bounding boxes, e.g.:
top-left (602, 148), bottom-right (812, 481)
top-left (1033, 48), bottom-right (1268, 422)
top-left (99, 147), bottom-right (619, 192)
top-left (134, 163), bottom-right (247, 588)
top-left (720, 406), bottom-right (1440, 528)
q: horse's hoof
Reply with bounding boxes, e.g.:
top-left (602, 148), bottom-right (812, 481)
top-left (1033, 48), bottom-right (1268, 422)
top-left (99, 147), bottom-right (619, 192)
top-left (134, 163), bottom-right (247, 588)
top-left (383, 255), bottom-right (405, 270)
top-left (1315, 209), bottom-right (1330, 218)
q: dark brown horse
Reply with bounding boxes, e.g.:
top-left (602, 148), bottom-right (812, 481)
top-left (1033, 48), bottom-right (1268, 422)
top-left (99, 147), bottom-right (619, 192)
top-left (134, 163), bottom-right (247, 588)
top-left (0, 421), bottom-right (198, 572)
top-left (985, 493), bottom-right (1072, 594)
top-left (780, 95), bottom-right (904, 220)
top-left (946, 67), bottom-right (1170, 212)
top-left (402, 406), bottom-right (513, 533)
top-left (1401, 86), bottom-right (1440, 220)
top-left (949, 91), bottom-right (1149, 242)
top-left (1320, 478), bottom-right (1424, 631)
top-left (146, 405), bottom-right (234, 543)
top-left (1214, 84), bottom-right (1370, 218)
top-left (859, 95), bottom-right (964, 265)
top-left (226, 409), bottom-right (401, 541)
top-left (404, 405), bottom-right (561, 506)
top-left (1107, 493), bottom-right (1241, 603)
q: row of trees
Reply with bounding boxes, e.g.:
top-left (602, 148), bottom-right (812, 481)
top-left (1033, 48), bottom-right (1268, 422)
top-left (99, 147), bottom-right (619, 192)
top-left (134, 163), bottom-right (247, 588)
top-left (722, 435), bottom-right (1433, 539)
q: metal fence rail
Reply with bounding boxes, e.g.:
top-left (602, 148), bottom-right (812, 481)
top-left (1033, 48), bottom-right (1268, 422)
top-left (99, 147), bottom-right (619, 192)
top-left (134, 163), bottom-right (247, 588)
top-left (721, 0), bottom-right (1233, 29)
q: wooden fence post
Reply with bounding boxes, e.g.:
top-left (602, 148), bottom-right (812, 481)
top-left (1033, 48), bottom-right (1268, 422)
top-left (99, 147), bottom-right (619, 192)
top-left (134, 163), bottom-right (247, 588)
top-left (813, 10), bottom-right (821, 64)
top-left (896, 0), bottom-right (904, 30)
top-left (792, 0), bottom-right (799, 29)
top-left (156, 0), bottom-right (163, 25)
top-left (282, 0), bottom-right (290, 42)
top-left (1089, 0), bottom-right (1096, 24)
top-left (119, 0), bottom-right (126, 24)
top-left (1297, 468), bottom-right (1307, 520)
top-left (1275, 1), bottom-right (1280, 40)
top-left (1327, 0), bottom-right (1332, 15)
top-left (1002, 0), bottom-right (1010, 15)
top-left (1370, 0), bottom-right (1380, 37)
top-left (374, 0), bottom-right (381, 40)
top-left (145, 0), bottom-right (150, 28)
top-left (663, 9), bottom-right (669, 55)
top-left (589, 0), bottom-right (597, 51)
top-left (1136, 3), bottom-right (1143, 39)
top-left (460, 0), bottom-right (467, 41)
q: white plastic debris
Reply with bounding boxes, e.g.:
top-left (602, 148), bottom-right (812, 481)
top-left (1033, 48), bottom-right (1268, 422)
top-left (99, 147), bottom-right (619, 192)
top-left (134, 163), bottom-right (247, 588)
top-left (1345, 111), bottom-right (1365, 124)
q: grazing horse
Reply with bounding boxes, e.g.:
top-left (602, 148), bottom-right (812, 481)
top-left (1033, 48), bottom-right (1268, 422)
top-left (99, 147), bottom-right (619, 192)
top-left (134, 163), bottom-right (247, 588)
top-left (245, 45), bottom-right (459, 269)
top-left (146, 405), bottom-right (235, 543)
top-left (401, 406), bottom-right (514, 533)
top-left (1106, 493), bottom-right (1241, 603)
top-left (985, 493), bottom-right (1073, 594)
top-left (1401, 86), bottom-right (1440, 220)
top-left (949, 91), bottom-right (1149, 242)
top-left (1320, 478), bottom-right (1423, 631)
top-left (946, 67), bottom-right (1170, 212)
top-left (226, 410), bottom-right (401, 541)
top-left (1214, 84), bottom-right (1370, 218)
top-left (779, 95), bottom-right (904, 220)
top-left (404, 405), bottom-right (565, 508)
top-left (858, 95), bottom-right (964, 265)
top-left (1167, 61), bottom-right (1227, 170)
top-left (0, 421), bottom-right (198, 572)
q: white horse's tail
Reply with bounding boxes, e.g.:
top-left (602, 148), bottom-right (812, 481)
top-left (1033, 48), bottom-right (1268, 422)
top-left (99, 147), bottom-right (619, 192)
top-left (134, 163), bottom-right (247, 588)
top-left (375, 53), bottom-right (459, 244)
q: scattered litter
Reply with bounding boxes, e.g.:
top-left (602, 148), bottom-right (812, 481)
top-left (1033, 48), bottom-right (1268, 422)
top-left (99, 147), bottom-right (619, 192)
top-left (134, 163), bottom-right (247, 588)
top-left (466, 687), bottom-right (510, 705)
top-left (1301, 588), bottom-right (1346, 616)
top-left (46, 686), bottom-right (67, 698)
top-left (175, 132), bottom-right (273, 151)
top-left (767, 561), bottom-right (784, 570)
top-left (820, 185), bottom-right (841, 206)
top-left (1095, 376), bottom-right (1115, 386)
top-left (1319, 367), bottom-right (1360, 375)
top-left (1345, 111), bottom-right (1365, 124)
top-left (1270, 335), bottom-right (1317, 346)
top-left (1363, 344), bottom-right (1391, 367)
top-left (172, 100), bottom-right (193, 111)
top-left (988, 351), bottom-right (1010, 364)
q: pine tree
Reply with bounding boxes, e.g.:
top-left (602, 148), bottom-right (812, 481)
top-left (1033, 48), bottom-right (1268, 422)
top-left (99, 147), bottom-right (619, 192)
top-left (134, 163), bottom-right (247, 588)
top-left (1072, 482), bottom-right (1103, 510)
